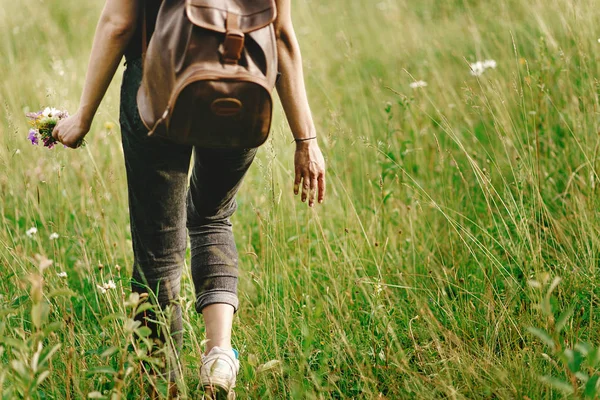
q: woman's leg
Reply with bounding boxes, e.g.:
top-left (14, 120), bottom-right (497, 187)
top-left (202, 304), bottom-right (234, 351)
top-left (119, 58), bottom-right (192, 357)
top-left (186, 147), bottom-right (257, 354)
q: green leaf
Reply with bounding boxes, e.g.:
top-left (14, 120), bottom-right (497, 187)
top-left (135, 326), bottom-right (152, 338)
top-left (100, 312), bottom-right (124, 325)
top-left (124, 318), bottom-right (141, 333)
top-left (99, 346), bottom-right (119, 358)
top-left (540, 375), bottom-right (574, 395)
top-left (86, 366), bottom-right (117, 376)
top-left (135, 302), bottom-right (154, 315)
top-left (257, 359), bottom-right (282, 374)
top-left (555, 306), bottom-right (575, 333)
top-left (43, 321), bottom-right (64, 335)
top-left (31, 302), bottom-right (49, 330)
top-left (584, 375), bottom-right (600, 399)
top-left (588, 348), bottom-right (600, 367)
top-left (565, 349), bottom-right (584, 373)
top-left (38, 344), bottom-right (62, 370)
top-left (527, 327), bottom-right (555, 350)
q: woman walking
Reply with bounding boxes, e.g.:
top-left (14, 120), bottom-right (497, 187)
top-left (52, 0), bottom-right (326, 397)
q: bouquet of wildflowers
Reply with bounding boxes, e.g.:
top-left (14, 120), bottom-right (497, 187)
top-left (26, 107), bottom-right (69, 149)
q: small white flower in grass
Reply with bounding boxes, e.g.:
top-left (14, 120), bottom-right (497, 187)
top-left (97, 280), bottom-right (117, 294)
top-left (49, 232), bottom-right (59, 240)
top-left (483, 59), bottom-right (497, 69)
top-left (470, 59), bottom-right (497, 76)
top-left (26, 227), bottom-right (38, 238)
top-left (470, 61), bottom-right (485, 76)
top-left (57, 271), bottom-right (68, 278)
top-left (409, 80), bottom-right (428, 89)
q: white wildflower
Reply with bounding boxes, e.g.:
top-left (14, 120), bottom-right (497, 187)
top-left (470, 61), bottom-right (485, 76)
top-left (482, 59), bottom-right (497, 69)
top-left (57, 271), bottom-right (68, 278)
top-left (15, 149), bottom-right (21, 155)
top-left (26, 227), bottom-right (38, 238)
top-left (97, 280), bottom-right (117, 294)
top-left (41, 107), bottom-right (61, 118)
top-left (470, 59), bottom-right (497, 76)
top-left (49, 232), bottom-right (60, 240)
top-left (409, 80), bottom-right (428, 89)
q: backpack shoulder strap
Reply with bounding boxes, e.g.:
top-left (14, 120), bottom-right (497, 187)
top-left (141, 2), bottom-right (148, 60)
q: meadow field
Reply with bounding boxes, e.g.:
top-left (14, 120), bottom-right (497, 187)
top-left (2, 0), bottom-right (600, 398)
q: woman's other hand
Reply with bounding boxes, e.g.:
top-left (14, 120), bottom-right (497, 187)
top-left (52, 111), bottom-right (91, 148)
top-left (294, 140), bottom-right (326, 207)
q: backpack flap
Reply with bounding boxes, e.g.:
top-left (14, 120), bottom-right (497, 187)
top-left (185, 0), bottom-right (276, 34)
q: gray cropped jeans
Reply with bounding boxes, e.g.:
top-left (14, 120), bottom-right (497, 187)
top-left (119, 58), bottom-right (256, 347)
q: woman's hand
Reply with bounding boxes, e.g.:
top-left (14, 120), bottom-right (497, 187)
top-left (294, 140), bottom-right (326, 207)
top-left (52, 111), bottom-right (91, 148)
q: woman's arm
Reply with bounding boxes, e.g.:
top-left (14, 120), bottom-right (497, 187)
top-left (275, 0), bottom-right (326, 206)
top-left (53, 0), bottom-right (139, 148)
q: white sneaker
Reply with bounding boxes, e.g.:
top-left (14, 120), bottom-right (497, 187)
top-left (201, 347), bottom-right (240, 399)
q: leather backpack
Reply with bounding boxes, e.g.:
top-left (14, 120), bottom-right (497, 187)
top-left (137, 0), bottom-right (278, 148)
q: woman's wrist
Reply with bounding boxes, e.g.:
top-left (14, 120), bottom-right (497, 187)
top-left (76, 107), bottom-right (94, 130)
top-left (294, 138), bottom-right (318, 150)
top-left (294, 136), bottom-right (317, 143)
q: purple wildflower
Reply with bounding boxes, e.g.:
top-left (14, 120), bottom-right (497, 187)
top-left (28, 129), bottom-right (39, 145)
top-left (43, 136), bottom-right (56, 149)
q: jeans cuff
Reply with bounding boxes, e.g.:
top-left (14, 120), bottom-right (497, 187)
top-left (196, 291), bottom-right (239, 314)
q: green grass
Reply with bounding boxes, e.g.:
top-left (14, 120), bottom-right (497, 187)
top-left (2, 0), bottom-right (600, 398)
